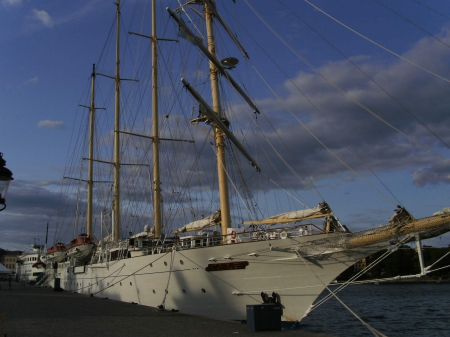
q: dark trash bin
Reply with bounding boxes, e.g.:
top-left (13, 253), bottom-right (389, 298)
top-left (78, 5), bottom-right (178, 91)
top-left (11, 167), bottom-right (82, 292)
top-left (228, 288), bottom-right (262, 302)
top-left (54, 277), bottom-right (61, 291)
top-left (247, 304), bottom-right (282, 331)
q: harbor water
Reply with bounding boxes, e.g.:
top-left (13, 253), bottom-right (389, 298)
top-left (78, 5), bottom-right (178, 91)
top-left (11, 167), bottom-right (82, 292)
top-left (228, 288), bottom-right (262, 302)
top-left (299, 283), bottom-right (450, 337)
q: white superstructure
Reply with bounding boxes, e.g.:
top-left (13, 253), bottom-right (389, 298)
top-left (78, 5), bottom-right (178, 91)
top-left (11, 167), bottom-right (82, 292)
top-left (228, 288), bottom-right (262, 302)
top-left (16, 244), bottom-right (45, 284)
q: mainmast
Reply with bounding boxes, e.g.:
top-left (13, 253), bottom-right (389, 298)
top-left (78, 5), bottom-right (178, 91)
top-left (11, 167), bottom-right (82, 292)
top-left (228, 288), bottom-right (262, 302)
top-left (152, 0), bottom-right (162, 238)
top-left (204, 1), bottom-right (231, 236)
top-left (87, 64), bottom-right (96, 236)
top-left (113, 0), bottom-right (121, 240)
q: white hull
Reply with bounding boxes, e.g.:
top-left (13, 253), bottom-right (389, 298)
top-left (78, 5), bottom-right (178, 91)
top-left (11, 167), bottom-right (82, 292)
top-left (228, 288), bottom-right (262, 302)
top-left (56, 235), bottom-right (384, 322)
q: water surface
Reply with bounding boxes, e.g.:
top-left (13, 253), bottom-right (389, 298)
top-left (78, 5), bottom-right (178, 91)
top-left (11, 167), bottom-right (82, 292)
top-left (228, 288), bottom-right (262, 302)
top-left (298, 283), bottom-right (450, 337)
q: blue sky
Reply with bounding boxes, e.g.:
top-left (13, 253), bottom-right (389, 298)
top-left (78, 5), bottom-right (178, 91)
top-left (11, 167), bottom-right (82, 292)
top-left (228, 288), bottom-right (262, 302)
top-left (1, 0), bottom-right (450, 251)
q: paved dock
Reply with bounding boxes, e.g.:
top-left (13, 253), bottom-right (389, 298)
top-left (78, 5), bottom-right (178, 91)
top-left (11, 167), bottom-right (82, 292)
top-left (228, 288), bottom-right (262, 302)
top-left (0, 280), bottom-right (333, 337)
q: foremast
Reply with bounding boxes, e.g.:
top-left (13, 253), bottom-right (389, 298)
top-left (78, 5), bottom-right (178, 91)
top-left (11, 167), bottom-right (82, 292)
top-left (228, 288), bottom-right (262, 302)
top-left (204, 1), bottom-right (231, 237)
top-left (169, 1), bottom-right (261, 240)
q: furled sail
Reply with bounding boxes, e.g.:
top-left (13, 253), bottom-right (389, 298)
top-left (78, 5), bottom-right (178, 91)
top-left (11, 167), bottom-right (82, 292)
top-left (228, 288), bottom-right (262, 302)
top-left (243, 202), bottom-right (333, 226)
top-left (433, 207), bottom-right (450, 216)
top-left (131, 225), bottom-right (155, 238)
top-left (172, 210), bottom-right (221, 234)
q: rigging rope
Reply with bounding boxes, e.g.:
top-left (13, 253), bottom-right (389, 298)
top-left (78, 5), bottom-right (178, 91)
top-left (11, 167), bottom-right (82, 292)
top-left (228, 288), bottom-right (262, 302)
top-left (159, 249), bottom-right (176, 309)
top-left (304, 0), bottom-right (450, 84)
top-left (277, 0), bottom-right (450, 199)
top-left (209, 142), bottom-right (253, 219)
top-left (89, 251), bottom-right (170, 295)
top-left (373, 0), bottom-right (450, 50)
top-left (227, 140), bottom-right (260, 221)
top-left (245, 0), bottom-right (450, 164)
top-left (311, 238), bottom-right (409, 310)
top-left (297, 254), bottom-right (389, 337)
top-left (252, 65), bottom-right (399, 206)
top-left (412, 0), bottom-right (450, 21)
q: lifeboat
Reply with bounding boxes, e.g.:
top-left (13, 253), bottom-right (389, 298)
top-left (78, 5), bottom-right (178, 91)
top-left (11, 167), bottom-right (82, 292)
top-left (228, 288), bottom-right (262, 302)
top-left (66, 234), bottom-right (96, 263)
top-left (45, 243), bottom-right (67, 263)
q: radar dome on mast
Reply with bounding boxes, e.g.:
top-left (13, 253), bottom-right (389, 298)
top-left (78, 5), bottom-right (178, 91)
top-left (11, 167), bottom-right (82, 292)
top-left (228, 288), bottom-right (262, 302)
top-left (220, 57), bottom-right (238, 69)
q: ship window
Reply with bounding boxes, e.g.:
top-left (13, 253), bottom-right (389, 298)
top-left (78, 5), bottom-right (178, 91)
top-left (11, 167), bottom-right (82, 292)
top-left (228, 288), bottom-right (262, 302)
top-left (164, 261), bottom-right (167, 266)
top-left (130, 282), bottom-right (132, 286)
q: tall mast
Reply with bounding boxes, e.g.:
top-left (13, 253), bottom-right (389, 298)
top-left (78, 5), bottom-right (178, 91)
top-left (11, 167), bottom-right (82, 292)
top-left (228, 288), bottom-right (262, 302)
top-left (113, 0), bottom-right (121, 240)
top-left (152, 0), bottom-right (162, 238)
top-left (87, 64), bottom-right (96, 236)
top-left (204, 1), bottom-right (231, 237)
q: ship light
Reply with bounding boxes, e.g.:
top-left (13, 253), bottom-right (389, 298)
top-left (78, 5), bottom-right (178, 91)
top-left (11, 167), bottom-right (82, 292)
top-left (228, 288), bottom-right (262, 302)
top-left (0, 152), bottom-right (14, 211)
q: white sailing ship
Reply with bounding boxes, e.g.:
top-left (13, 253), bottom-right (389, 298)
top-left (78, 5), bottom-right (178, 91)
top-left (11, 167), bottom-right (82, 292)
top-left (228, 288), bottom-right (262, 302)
top-left (48, 0), bottom-right (450, 324)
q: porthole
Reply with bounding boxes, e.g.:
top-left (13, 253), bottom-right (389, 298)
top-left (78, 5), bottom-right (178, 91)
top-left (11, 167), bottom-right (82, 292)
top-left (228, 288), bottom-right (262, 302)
top-left (149, 263), bottom-right (153, 267)
top-left (120, 282), bottom-right (122, 286)
top-left (164, 261), bottom-right (167, 266)
top-left (180, 260), bottom-right (184, 265)
top-left (201, 288), bottom-right (206, 293)
top-left (152, 289), bottom-right (156, 294)
top-left (130, 282), bottom-right (132, 286)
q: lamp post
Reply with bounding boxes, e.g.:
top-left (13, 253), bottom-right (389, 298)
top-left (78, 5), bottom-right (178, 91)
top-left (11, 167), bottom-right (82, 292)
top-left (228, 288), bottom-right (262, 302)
top-left (0, 152), bottom-right (14, 211)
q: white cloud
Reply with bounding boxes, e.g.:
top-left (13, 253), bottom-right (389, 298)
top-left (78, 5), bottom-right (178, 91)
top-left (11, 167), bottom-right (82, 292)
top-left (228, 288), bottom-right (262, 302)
top-left (1, 0), bottom-right (22, 7)
top-left (23, 77), bottom-right (38, 85)
top-left (37, 120), bottom-right (65, 129)
top-left (32, 9), bottom-right (54, 28)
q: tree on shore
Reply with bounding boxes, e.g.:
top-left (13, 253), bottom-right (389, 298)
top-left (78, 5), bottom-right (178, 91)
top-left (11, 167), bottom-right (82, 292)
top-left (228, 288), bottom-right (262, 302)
top-left (337, 246), bottom-right (450, 281)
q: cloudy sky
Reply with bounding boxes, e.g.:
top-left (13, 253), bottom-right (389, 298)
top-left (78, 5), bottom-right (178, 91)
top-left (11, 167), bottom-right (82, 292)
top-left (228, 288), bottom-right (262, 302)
top-left (1, 0), bottom-right (450, 251)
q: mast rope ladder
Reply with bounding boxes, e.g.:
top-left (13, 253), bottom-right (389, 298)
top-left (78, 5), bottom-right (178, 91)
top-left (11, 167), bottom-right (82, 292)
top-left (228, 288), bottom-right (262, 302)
top-left (227, 140), bottom-right (259, 221)
top-left (208, 142), bottom-right (254, 219)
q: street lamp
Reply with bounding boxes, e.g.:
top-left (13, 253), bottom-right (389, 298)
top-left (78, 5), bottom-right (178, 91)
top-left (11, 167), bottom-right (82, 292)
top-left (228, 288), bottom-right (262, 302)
top-left (0, 152), bottom-right (14, 211)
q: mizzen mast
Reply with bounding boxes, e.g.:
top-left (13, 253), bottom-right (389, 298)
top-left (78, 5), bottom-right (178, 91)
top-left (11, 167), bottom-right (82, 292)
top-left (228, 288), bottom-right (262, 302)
top-left (87, 64), bottom-right (96, 236)
top-left (152, 0), bottom-right (162, 238)
top-left (113, 0), bottom-right (121, 240)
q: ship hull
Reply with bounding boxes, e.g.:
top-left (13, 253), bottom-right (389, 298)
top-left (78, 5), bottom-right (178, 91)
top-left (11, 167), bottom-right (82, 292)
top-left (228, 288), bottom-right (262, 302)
top-left (56, 235), bottom-right (385, 322)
